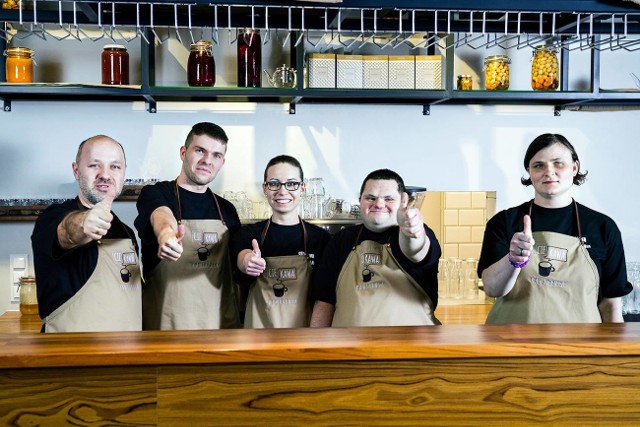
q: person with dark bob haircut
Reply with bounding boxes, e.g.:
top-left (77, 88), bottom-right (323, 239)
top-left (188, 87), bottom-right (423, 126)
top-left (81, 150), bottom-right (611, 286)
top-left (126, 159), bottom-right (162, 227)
top-left (232, 155), bottom-right (331, 328)
top-left (478, 133), bottom-right (632, 324)
top-left (311, 168), bottom-right (442, 327)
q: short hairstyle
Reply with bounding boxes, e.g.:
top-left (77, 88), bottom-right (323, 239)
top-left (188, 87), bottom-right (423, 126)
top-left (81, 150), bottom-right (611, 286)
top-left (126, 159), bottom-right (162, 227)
top-left (359, 168), bottom-right (406, 197)
top-left (76, 135), bottom-right (126, 165)
top-left (184, 122), bottom-right (229, 148)
top-left (263, 155), bottom-right (304, 182)
top-left (521, 133), bottom-right (588, 186)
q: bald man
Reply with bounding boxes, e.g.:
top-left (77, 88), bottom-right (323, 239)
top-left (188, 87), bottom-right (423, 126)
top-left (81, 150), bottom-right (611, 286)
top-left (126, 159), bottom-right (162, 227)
top-left (31, 135), bottom-right (142, 332)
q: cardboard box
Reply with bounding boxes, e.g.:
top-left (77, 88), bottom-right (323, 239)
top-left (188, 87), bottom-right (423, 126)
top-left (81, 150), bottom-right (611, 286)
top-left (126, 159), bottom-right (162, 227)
top-left (415, 55), bottom-right (443, 89)
top-left (307, 53), bottom-right (336, 88)
top-left (388, 55), bottom-right (414, 89)
top-left (362, 55), bottom-right (388, 89)
top-left (337, 54), bottom-right (363, 89)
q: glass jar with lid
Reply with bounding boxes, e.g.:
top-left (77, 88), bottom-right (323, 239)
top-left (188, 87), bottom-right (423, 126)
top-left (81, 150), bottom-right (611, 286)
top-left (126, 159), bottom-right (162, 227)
top-left (531, 45), bottom-right (559, 91)
top-left (457, 75), bottom-right (473, 90)
top-left (188, 40), bottom-right (215, 87)
top-left (19, 276), bottom-right (38, 316)
top-left (4, 47), bottom-right (34, 83)
top-left (484, 55), bottom-right (510, 90)
top-left (101, 45), bottom-right (129, 85)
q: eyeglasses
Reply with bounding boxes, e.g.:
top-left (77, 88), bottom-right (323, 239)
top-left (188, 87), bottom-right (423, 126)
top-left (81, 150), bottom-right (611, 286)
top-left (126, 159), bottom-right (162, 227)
top-left (264, 180), bottom-right (302, 191)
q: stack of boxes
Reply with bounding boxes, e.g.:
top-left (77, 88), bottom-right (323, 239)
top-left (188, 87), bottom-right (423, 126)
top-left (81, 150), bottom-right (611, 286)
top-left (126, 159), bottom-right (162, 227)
top-left (308, 53), bottom-right (443, 89)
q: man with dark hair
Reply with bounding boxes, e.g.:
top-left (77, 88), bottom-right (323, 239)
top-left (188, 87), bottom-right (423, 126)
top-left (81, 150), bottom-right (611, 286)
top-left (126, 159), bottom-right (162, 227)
top-left (32, 135), bottom-right (142, 332)
top-left (135, 122), bottom-right (241, 330)
top-left (311, 168), bottom-right (441, 327)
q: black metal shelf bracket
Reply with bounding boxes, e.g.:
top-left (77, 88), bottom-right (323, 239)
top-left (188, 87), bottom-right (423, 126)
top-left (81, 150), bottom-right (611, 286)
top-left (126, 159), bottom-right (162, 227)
top-left (423, 105), bottom-right (431, 116)
top-left (3, 99), bottom-right (11, 112)
top-left (144, 95), bottom-right (157, 113)
top-left (554, 106), bottom-right (562, 116)
top-left (288, 102), bottom-right (296, 114)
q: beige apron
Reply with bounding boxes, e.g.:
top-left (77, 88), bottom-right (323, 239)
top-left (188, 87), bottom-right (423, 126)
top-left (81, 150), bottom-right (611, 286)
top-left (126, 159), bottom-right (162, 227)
top-left (332, 226), bottom-right (439, 327)
top-left (45, 237), bottom-right (142, 333)
top-left (486, 201), bottom-right (601, 324)
top-left (244, 219), bottom-right (312, 329)
top-left (142, 183), bottom-right (239, 330)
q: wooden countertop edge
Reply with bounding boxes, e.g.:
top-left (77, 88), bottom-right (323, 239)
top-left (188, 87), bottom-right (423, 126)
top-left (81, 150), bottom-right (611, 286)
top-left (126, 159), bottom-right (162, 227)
top-left (2, 323), bottom-right (640, 369)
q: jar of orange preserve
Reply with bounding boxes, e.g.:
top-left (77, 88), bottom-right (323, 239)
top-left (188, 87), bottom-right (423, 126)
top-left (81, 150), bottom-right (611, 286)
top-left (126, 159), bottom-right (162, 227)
top-left (4, 47), bottom-right (34, 83)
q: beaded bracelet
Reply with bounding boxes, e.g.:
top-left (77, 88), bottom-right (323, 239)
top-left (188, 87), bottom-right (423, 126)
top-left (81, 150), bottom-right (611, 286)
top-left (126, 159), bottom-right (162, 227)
top-left (509, 256), bottom-right (529, 269)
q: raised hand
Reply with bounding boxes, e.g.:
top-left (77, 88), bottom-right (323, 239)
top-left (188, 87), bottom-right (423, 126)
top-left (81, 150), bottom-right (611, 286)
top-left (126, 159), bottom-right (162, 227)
top-left (510, 215), bottom-right (535, 262)
top-left (243, 239), bottom-right (267, 277)
top-left (397, 192), bottom-right (425, 239)
top-left (157, 223), bottom-right (185, 261)
top-left (82, 187), bottom-right (116, 241)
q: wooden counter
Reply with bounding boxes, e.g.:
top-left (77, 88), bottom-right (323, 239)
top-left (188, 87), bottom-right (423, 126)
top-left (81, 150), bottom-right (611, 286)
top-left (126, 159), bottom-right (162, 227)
top-left (2, 310), bottom-right (640, 425)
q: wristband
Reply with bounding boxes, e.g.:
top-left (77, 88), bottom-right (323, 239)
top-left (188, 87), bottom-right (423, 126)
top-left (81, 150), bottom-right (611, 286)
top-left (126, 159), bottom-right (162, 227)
top-left (509, 256), bottom-right (529, 269)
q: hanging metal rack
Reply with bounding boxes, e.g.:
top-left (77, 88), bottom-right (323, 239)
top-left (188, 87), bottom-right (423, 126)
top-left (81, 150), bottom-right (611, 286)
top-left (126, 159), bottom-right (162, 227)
top-left (0, 2), bottom-right (639, 50)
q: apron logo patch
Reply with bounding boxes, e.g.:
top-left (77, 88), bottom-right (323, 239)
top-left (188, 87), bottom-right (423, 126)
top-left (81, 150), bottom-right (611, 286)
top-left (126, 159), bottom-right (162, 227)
top-left (192, 231), bottom-right (219, 245)
top-left (112, 252), bottom-right (137, 283)
top-left (362, 253), bottom-right (381, 266)
top-left (268, 268), bottom-right (297, 298)
top-left (537, 245), bottom-right (568, 262)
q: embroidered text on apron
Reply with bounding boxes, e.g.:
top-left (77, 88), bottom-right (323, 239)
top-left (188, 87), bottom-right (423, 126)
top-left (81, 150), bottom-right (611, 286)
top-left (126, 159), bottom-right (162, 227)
top-left (45, 210), bottom-right (142, 332)
top-left (244, 218), bottom-right (312, 328)
top-left (143, 182), bottom-right (240, 330)
top-left (486, 200), bottom-right (601, 324)
top-left (332, 225), bottom-right (439, 327)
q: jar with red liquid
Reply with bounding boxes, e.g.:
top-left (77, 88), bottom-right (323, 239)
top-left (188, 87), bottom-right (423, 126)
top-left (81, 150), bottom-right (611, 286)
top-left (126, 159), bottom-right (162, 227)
top-left (101, 45), bottom-right (129, 85)
top-left (237, 29), bottom-right (261, 87)
top-left (188, 40), bottom-right (215, 87)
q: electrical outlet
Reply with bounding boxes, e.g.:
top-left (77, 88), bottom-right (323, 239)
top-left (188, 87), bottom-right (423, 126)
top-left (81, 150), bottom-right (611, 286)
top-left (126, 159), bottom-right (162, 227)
top-left (9, 254), bottom-right (29, 303)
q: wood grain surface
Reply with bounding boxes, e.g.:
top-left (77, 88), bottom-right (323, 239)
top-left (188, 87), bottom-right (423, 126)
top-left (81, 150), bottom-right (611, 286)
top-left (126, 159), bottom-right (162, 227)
top-left (3, 311), bottom-right (640, 425)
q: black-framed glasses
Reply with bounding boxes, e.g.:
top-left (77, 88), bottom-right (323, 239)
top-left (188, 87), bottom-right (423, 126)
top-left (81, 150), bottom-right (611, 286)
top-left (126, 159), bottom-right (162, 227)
top-left (264, 180), bottom-right (302, 191)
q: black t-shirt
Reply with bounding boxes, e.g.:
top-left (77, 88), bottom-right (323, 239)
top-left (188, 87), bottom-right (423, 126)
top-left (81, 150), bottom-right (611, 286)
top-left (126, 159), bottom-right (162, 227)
top-left (478, 200), bottom-right (632, 300)
top-left (312, 224), bottom-right (442, 307)
top-left (231, 219), bottom-right (331, 290)
top-left (31, 198), bottom-right (138, 318)
top-left (134, 180), bottom-right (241, 276)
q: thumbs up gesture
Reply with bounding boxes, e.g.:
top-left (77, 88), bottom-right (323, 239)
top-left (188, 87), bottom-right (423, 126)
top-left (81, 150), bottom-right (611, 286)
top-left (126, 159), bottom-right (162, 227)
top-left (397, 192), bottom-right (425, 239)
top-left (158, 223), bottom-right (185, 261)
top-left (509, 215), bottom-right (535, 262)
top-left (243, 239), bottom-right (267, 277)
top-left (82, 186), bottom-right (116, 241)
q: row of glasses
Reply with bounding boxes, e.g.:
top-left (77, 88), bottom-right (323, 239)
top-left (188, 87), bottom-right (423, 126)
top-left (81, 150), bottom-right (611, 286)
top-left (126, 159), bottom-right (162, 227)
top-left (623, 261), bottom-right (640, 315)
top-left (223, 191), bottom-right (255, 220)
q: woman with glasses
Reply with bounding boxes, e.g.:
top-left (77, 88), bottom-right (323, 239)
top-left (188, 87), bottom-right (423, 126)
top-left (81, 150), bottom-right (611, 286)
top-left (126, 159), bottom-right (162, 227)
top-left (232, 155), bottom-right (331, 328)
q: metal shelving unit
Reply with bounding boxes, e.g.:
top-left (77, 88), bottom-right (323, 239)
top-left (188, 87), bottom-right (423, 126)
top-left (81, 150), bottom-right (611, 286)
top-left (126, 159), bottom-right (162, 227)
top-left (1, 0), bottom-right (640, 113)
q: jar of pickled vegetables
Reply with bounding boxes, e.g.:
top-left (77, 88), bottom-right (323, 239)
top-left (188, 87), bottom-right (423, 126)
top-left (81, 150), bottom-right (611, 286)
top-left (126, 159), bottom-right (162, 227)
top-left (4, 47), bottom-right (34, 83)
top-left (457, 75), bottom-right (473, 90)
top-left (484, 55), bottom-right (510, 90)
top-left (531, 45), bottom-right (559, 91)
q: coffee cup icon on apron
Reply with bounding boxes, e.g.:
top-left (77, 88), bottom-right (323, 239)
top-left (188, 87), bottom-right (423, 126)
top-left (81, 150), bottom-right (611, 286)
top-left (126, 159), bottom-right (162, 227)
top-left (538, 260), bottom-right (555, 277)
top-left (120, 267), bottom-right (131, 283)
top-left (362, 268), bottom-right (374, 282)
top-left (197, 246), bottom-right (210, 261)
top-left (273, 282), bottom-right (288, 297)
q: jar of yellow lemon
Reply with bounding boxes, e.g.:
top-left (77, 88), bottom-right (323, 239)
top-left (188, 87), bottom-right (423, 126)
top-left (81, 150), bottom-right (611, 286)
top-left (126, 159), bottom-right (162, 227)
top-left (531, 45), bottom-right (559, 90)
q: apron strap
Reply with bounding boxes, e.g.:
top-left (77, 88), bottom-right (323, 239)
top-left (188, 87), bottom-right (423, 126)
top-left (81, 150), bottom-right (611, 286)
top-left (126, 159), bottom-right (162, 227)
top-left (173, 179), bottom-right (226, 226)
top-left (261, 217), bottom-right (308, 254)
top-left (527, 198), bottom-right (584, 245)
